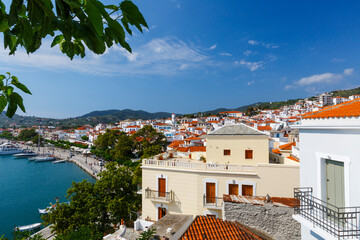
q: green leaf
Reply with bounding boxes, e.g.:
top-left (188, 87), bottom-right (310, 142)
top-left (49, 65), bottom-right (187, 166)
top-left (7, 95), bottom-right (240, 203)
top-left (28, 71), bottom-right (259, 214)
top-left (0, 95), bottom-right (7, 114)
top-left (51, 35), bottom-right (64, 47)
top-left (104, 5), bottom-right (118, 11)
top-left (84, 0), bottom-right (103, 36)
top-left (6, 98), bottom-right (17, 117)
top-left (121, 16), bottom-right (132, 35)
top-left (11, 75), bottom-right (18, 82)
top-left (11, 92), bottom-right (25, 112)
top-left (11, 81), bottom-right (32, 95)
top-left (0, 75), bottom-right (5, 81)
top-left (120, 0), bottom-right (148, 32)
top-left (108, 19), bottom-right (131, 52)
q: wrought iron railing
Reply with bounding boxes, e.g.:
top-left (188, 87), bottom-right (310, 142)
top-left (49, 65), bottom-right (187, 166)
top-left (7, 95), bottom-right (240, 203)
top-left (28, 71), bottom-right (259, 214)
top-left (145, 188), bottom-right (174, 202)
top-left (294, 187), bottom-right (360, 239)
top-left (203, 195), bottom-right (223, 208)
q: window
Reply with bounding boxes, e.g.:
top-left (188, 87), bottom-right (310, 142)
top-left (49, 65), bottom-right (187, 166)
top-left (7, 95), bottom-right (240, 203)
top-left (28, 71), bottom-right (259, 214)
top-left (242, 185), bottom-right (253, 196)
top-left (224, 149), bottom-right (231, 156)
top-left (158, 178), bottom-right (166, 198)
top-left (245, 150), bottom-right (253, 159)
top-left (206, 182), bottom-right (216, 203)
top-left (228, 184), bottom-right (239, 195)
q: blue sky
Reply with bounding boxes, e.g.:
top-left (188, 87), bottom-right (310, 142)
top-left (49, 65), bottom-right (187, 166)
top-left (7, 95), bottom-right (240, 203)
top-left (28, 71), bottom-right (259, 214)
top-left (1, 0), bottom-right (360, 118)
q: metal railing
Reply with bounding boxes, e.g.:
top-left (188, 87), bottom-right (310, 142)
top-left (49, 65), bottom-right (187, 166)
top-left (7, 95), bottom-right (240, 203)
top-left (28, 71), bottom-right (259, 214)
top-left (145, 188), bottom-right (174, 202)
top-left (294, 187), bottom-right (360, 239)
top-left (143, 159), bottom-right (255, 173)
top-left (203, 195), bottom-right (223, 208)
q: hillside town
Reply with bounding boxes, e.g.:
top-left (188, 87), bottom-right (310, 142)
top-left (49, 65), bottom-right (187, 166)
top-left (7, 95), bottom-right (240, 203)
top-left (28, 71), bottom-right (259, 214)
top-left (3, 93), bottom-right (360, 239)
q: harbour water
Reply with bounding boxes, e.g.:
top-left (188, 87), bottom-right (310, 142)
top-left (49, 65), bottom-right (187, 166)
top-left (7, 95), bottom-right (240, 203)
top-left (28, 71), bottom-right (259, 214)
top-left (0, 154), bottom-right (96, 238)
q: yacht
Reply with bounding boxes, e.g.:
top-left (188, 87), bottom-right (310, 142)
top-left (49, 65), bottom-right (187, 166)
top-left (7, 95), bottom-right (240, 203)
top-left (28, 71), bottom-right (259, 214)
top-left (0, 143), bottom-right (23, 155)
top-left (13, 151), bottom-right (37, 158)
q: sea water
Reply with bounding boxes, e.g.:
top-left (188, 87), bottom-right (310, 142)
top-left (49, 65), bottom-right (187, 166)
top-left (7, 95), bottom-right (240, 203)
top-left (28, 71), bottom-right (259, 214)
top-left (0, 155), bottom-right (96, 238)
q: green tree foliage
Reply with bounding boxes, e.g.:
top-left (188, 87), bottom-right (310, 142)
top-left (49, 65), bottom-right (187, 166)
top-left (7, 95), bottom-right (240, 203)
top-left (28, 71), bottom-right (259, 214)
top-left (81, 135), bottom-right (89, 141)
top-left (137, 228), bottom-right (156, 240)
top-left (42, 162), bottom-right (141, 239)
top-left (0, 0), bottom-right (147, 118)
top-left (32, 134), bottom-right (44, 145)
top-left (17, 128), bottom-right (37, 141)
top-left (0, 231), bottom-right (45, 240)
top-left (131, 125), bottom-right (167, 158)
top-left (54, 227), bottom-right (101, 240)
top-left (0, 130), bottom-right (14, 139)
top-left (93, 129), bottom-right (134, 164)
top-left (0, 0), bottom-right (148, 59)
top-left (0, 73), bottom-right (32, 118)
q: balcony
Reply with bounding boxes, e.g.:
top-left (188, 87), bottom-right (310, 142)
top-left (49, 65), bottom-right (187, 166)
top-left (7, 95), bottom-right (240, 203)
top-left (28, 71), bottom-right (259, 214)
top-left (294, 187), bottom-right (360, 239)
top-left (203, 195), bottom-right (223, 209)
top-left (145, 188), bottom-right (174, 203)
top-left (142, 159), bottom-right (256, 174)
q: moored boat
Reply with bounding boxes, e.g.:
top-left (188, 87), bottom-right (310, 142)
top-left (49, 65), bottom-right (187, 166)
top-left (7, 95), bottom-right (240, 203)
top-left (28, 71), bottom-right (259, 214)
top-left (34, 156), bottom-right (56, 162)
top-left (14, 152), bottom-right (37, 158)
top-left (15, 222), bottom-right (41, 231)
top-left (0, 143), bottom-right (23, 155)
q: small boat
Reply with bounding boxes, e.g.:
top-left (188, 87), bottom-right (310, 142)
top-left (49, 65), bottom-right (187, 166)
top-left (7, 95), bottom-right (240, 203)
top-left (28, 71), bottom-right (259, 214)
top-left (14, 152), bottom-right (37, 158)
top-left (34, 156), bottom-right (56, 162)
top-left (15, 222), bottom-right (41, 231)
top-left (38, 208), bottom-right (51, 214)
top-left (52, 159), bottom-right (66, 164)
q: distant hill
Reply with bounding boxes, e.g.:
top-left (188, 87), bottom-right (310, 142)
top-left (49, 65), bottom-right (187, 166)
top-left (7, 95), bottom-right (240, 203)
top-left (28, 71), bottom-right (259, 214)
top-left (80, 109), bottom-right (172, 120)
top-left (331, 87), bottom-right (360, 98)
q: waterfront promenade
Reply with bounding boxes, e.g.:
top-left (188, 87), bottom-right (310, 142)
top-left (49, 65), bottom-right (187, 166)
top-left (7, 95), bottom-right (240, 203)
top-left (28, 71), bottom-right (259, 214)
top-left (28, 145), bottom-right (102, 179)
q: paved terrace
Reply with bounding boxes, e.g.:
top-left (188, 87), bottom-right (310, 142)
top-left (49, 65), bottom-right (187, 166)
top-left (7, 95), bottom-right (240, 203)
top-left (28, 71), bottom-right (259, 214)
top-left (142, 158), bottom-right (257, 175)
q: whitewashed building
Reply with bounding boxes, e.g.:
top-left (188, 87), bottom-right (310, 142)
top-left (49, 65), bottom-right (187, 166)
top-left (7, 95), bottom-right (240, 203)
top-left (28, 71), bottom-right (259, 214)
top-left (293, 99), bottom-right (360, 240)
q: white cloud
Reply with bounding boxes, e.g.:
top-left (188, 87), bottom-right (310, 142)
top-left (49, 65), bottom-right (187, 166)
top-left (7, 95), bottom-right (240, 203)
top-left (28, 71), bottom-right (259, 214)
top-left (247, 81), bottom-right (255, 85)
top-left (248, 40), bottom-right (279, 49)
top-left (344, 68), bottom-right (354, 76)
top-left (331, 58), bottom-right (346, 63)
top-left (243, 50), bottom-right (252, 56)
top-left (209, 44), bottom-right (217, 50)
top-left (285, 68), bottom-right (354, 90)
top-left (297, 73), bottom-right (342, 85)
top-left (235, 60), bottom-right (263, 71)
top-left (220, 52), bottom-right (232, 56)
top-left (248, 40), bottom-right (259, 45)
top-left (0, 37), bottom-right (209, 76)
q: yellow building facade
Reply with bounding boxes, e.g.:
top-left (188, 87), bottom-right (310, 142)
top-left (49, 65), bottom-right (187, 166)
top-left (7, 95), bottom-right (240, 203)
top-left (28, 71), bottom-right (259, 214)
top-left (141, 124), bottom-right (299, 221)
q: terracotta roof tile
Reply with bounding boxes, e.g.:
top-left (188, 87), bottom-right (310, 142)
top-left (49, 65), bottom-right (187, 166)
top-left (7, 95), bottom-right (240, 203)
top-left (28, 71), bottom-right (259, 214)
top-left (303, 98), bottom-right (360, 119)
top-left (286, 155), bottom-right (300, 163)
top-left (278, 142), bottom-right (295, 150)
top-left (180, 215), bottom-right (263, 240)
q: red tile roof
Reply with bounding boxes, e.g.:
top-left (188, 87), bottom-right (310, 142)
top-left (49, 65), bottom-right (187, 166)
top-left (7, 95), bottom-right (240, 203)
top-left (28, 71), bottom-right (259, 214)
top-left (188, 146), bottom-right (206, 152)
top-left (303, 98), bottom-right (360, 119)
top-left (272, 148), bottom-right (281, 154)
top-left (286, 155), bottom-right (300, 163)
top-left (257, 126), bottom-right (272, 131)
top-left (278, 142), bottom-right (295, 150)
top-left (180, 216), bottom-right (263, 240)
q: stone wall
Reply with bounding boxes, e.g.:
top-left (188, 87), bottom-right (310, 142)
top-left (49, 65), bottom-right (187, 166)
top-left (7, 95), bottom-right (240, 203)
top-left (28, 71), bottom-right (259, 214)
top-left (224, 202), bottom-right (300, 240)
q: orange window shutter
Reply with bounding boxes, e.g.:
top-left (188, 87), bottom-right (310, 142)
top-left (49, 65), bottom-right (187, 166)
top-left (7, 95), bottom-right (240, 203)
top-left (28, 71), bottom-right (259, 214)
top-left (158, 178), bottom-right (166, 197)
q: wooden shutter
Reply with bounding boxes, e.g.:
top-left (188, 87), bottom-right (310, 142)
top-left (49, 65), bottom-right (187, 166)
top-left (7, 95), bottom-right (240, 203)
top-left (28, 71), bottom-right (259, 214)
top-left (245, 150), bottom-right (253, 159)
top-left (229, 184), bottom-right (239, 195)
top-left (206, 183), bottom-right (216, 203)
top-left (158, 178), bottom-right (166, 197)
top-left (158, 207), bottom-right (166, 220)
top-left (242, 185), bottom-right (253, 196)
top-left (224, 149), bottom-right (231, 156)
